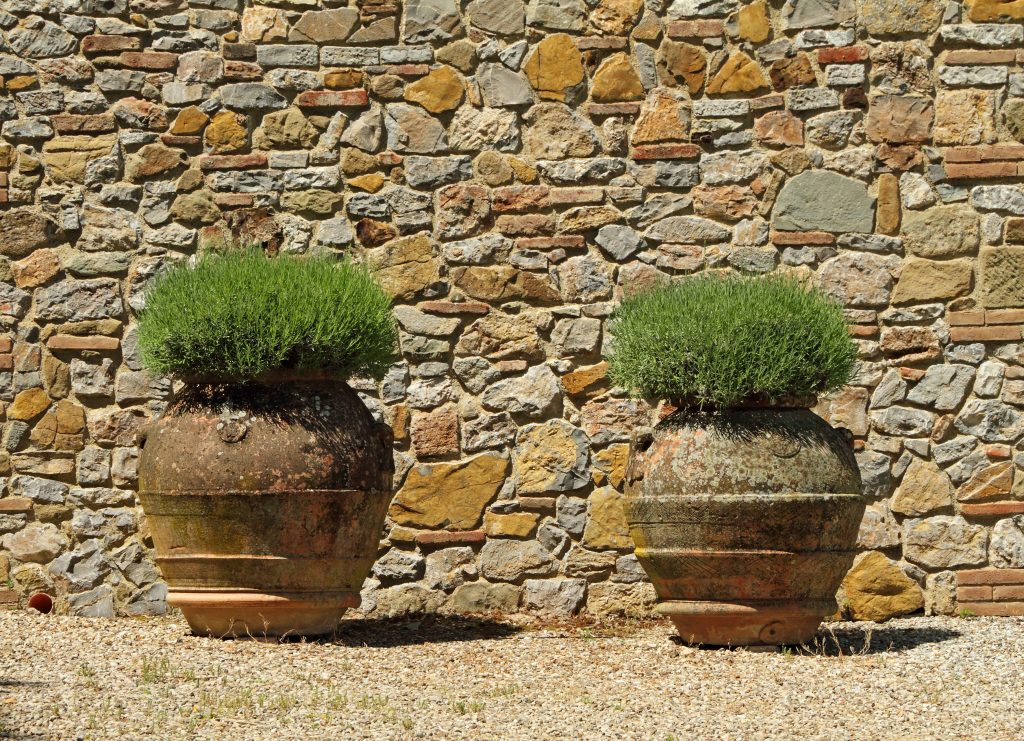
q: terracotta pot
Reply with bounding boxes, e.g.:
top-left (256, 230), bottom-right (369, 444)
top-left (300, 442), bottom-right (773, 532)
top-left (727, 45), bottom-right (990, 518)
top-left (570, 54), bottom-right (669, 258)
top-left (138, 378), bottom-right (393, 637)
top-left (624, 404), bottom-right (863, 646)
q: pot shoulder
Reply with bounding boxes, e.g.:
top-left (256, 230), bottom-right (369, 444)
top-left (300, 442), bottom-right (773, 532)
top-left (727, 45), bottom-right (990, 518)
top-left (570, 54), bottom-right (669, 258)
top-left (627, 407), bottom-right (862, 499)
top-left (138, 381), bottom-right (393, 494)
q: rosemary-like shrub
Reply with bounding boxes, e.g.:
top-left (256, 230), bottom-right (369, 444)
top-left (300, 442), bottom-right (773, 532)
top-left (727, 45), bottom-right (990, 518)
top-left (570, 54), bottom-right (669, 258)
top-left (138, 248), bottom-right (397, 381)
top-left (605, 274), bottom-right (857, 407)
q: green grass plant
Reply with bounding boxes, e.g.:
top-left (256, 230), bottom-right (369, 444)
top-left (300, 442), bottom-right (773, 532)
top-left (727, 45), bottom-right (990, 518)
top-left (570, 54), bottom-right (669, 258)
top-left (605, 273), bottom-right (857, 408)
top-left (138, 248), bottom-right (397, 381)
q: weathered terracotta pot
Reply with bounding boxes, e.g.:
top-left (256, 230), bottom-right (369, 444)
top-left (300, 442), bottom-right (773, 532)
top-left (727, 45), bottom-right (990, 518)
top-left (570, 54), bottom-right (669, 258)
top-left (138, 377), bottom-right (393, 637)
top-left (624, 403), bottom-right (863, 646)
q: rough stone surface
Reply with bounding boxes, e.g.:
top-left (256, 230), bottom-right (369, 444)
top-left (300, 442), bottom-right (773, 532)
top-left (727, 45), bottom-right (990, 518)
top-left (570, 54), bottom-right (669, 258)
top-left (404, 0), bottom-right (462, 43)
top-left (857, 502), bottom-right (902, 550)
top-left (523, 105), bottom-right (598, 161)
top-left (867, 95), bottom-right (934, 144)
top-left (706, 52), bottom-right (770, 95)
top-left (772, 171), bottom-right (875, 233)
top-left (290, 9), bottom-right (360, 43)
top-left (633, 88), bottom-right (691, 144)
top-left (980, 247), bottom-right (1024, 308)
top-left (526, 0), bottom-right (586, 31)
top-left (405, 66), bottom-right (465, 114)
top-left (204, 111), bottom-right (248, 154)
top-left (891, 458), bottom-right (954, 517)
top-left (857, 0), bottom-right (944, 35)
top-left (989, 515), bottom-right (1024, 568)
top-left (468, 0), bottom-right (527, 35)
top-left (582, 487), bottom-right (631, 550)
top-left (2, 524), bottom-right (65, 564)
top-left (411, 405), bottom-right (460, 458)
top-left (924, 571), bottom-right (958, 616)
top-left (449, 107), bottom-right (520, 152)
top-left (958, 462), bottom-right (1014, 502)
top-left (367, 234), bottom-right (441, 301)
top-left (389, 453), bottom-right (509, 529)
top-left (0, 210), bottom-right (60, 259)
top-left (482, 365), bottom-right (561, 418)
top-left (934, 89), bottom-right (997, 147)
top-left (513, 419), bottom-right (590, 494)
top-left (906, 365), bottom-right (976, 411)
top-left (372, 549), bottom-right (426, 583)
top-left (0, 0), bottom-right (1022, 623)
top-left (448, 582), bottom-right (521, 612)
top-left (955, 399), bottom-right (1024, 443)
top-left (592, 54), bottom-right (644, 104)
top-left (585, 582), bottom-right (657, 617)
top-left (727, 0), bottom-right (770, 42)
top-left (657, 41), bottom-right (708, 95)
top-left (840, 551), bottom-right (925, 621)
top-left (477, 64), bottom-right (534, 108)
top-left (817, 252), bottom-right (894, 307)
top-left (967, 0), bottom-right (1024, 22)
top-left (385, 103), bottom-right (449, 154)
top-left (479, 539), bottom-right (558, 582)
top-left (524, 578), bottom-right (586, 614)
top-left (892, 259), bottom-right (973, 304)
top-left (67, 586), bottom-right (115, 618)
top-left (423, 547), bottom-right (477, 591)
top-left (904, 516), bottom-right (989, 569)
top-left (523, 34), bottom-right (584, 102)
top-left (901, 206), bottom-right (979, 259)
top-left (1004, 98), bottom-right (1024, 143)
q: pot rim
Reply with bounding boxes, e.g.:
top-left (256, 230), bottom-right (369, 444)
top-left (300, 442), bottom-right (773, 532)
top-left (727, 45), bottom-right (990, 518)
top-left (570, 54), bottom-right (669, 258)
top-left (176, 369), bottom-right (350, 386)
top-left (664, 393), bottom-right (818, 413)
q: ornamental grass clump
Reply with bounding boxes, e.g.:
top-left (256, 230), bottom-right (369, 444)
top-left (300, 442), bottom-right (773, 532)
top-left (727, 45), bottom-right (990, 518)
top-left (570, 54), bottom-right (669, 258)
top-left (606, 274), bottom-right (857, 408)
top-left (138, 248), bottom-right (397, 381)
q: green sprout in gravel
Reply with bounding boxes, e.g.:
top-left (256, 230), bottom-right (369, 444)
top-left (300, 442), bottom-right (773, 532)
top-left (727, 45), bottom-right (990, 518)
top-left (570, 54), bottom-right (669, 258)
top-left (138, 248), bottom-right (397, 382)
top-left (605, 273), bottom-right (857, 408)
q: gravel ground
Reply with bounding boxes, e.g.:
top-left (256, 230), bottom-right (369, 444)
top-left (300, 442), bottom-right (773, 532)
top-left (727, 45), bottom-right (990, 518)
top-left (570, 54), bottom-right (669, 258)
top-left (1, 611), bottom-right (1022, 740)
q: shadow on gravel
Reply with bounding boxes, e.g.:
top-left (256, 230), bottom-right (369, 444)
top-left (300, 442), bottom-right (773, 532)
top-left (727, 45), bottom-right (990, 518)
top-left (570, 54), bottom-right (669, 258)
top-left (0, 680), bottom-right (48, 741)
top-left (327, 614), bottom-right (521, 647)
top-left (673, 625), bottom-right (962, 656)
top-left (803, 624), bottom-right (962, 656)
top-left (0, 731), bottom-right (45, 741)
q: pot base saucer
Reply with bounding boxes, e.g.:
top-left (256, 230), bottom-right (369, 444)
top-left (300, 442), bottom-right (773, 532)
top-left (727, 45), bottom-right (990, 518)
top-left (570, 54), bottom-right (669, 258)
top-left (657, 598), bottom-right (837, 647)
top-left (170, 590), bottom-right (360, 638)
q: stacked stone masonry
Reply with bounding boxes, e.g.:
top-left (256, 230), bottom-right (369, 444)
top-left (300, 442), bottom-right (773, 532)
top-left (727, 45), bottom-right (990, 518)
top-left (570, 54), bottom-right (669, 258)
top-left (2, 0), bottom-right (1024, 621)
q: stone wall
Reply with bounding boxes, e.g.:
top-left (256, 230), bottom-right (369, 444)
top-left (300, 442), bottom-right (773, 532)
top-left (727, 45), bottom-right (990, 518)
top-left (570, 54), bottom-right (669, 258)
top-left (2, 0), bottom-right (1024, 621)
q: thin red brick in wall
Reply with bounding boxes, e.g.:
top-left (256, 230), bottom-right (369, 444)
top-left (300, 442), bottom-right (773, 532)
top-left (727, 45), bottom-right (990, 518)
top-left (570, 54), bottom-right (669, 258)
top-left (666, 20), bottom-right (724, 38)
top-left (945, 162), bottom-right (1023, 180)
top-left (414, 530), bottom-right (486, 546)
top-left (957, 569), bottom-right (1024, 616)
top-left (944, 50), bottom-right (1017, 65)
top-left (960, 501), bottom-right (1024, 517)
top-left (946, 310), bottom-right (1024, 342)
top-left (943, 145), bottom-right (1024, 163)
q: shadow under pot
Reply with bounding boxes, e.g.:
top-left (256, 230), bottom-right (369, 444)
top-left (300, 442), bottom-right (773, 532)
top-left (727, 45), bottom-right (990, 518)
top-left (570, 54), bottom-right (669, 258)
top-left (624, 402), bottom-right (864, 647)
top-left (137, 377), bottom-right (394, 638)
